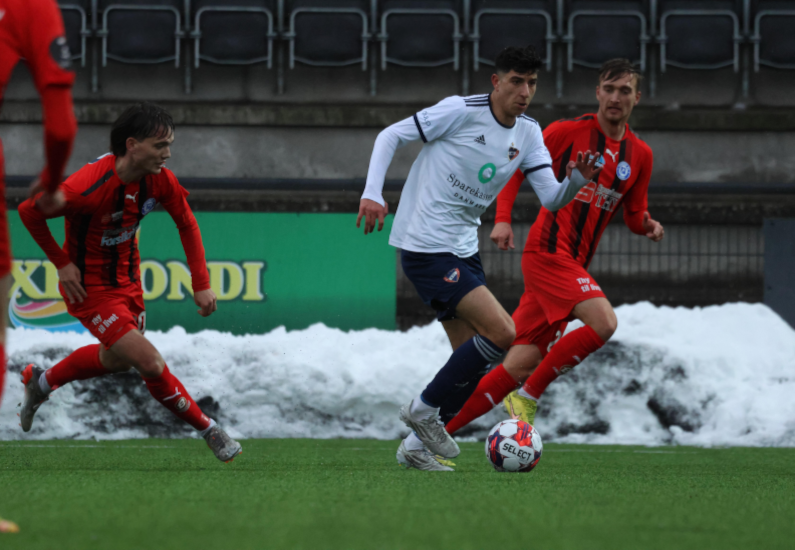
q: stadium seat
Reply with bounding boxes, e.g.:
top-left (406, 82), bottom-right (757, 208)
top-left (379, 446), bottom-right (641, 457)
top-left (96, 0), bottom-right (185, 66)
top-left (565, 0), bottom-right (650, 71)
top-left (469, 0), bottom-right (560, 72)
top-left (57, 1), bottom-right (91, 67)
top-left (191, 0), bottom-right (278, 68)
top-left (751, 0), bottom-right (795, 71)
top-left (285, 1), bottom-right (372, 70)
top-left (657, 0), bottom-right (744, 72)
top-left (377, 0), bottom-right (464, 70)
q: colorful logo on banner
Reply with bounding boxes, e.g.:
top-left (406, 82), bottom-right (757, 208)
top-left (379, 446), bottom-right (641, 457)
top-left (8, 258), bottom-right (266, 333)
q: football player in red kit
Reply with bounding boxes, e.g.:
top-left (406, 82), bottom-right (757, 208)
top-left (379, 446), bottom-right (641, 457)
top-left (445, 59), bottom-right (665, 434)
top-left (17, 103), bottom-right (242, 463)
top-left (0, 0), bottom-right (77, 532)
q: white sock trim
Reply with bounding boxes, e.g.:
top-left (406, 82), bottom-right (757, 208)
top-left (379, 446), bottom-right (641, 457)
top-left (409, 396), bottom-right (439, 421)
top-left (404, 432), bottom-right (425, 452)
top-left (38, 372), bottom-right (52, 394)
top-left (517, 387), bottom-right (538, 401)
top-left (199, 418), bottom-right (217, 437)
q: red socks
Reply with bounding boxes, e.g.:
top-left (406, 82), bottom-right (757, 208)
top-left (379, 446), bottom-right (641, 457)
top-left (143, 365), bottom-right (211, 431)
top-left (46, 344), bottom-right (109, 389)
top-left (523, 325), bottom-right (604, 399)
top-left (445, 364), bottom-right (519, 435)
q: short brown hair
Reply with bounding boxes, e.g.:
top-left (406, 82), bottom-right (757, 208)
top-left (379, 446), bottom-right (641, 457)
top-left (110, 102), bottom-right (174, 157)
top-left (598, 58), bottom-right (642, 90)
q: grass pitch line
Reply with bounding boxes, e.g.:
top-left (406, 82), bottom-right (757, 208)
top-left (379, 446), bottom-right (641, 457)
top-left (0, 444), bottom-right (181, 449)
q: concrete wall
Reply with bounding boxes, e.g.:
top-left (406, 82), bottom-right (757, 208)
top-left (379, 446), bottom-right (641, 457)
top-left (2, 122), bottom-right (795, 184)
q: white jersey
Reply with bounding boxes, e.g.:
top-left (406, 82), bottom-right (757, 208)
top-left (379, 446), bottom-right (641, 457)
top-left (362, 93), bottom-right (588, 258)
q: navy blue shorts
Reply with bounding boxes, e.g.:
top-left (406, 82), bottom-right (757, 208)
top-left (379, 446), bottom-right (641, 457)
top-left (401, 250), bottom-right (487, 322)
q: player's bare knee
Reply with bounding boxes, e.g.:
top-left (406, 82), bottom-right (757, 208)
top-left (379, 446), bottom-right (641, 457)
top-left (135, 354), bottom-right (165, 378)
top-left (592, 312), bottom-right (617, 342)
top-left (490, 319), bottom-right (515, 350)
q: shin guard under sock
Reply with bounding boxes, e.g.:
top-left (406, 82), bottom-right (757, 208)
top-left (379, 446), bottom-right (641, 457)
top-left (523, 325), bottom-right (604, 399)
top-left (445, 364), bottom-right (519, 435)
top-left (143, 365), bottom-right (211, 431)
top-left (45, 344), bottom-right (109, 391)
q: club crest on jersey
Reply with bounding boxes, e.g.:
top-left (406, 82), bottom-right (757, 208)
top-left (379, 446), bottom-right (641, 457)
top-left (141, 198), bottom-right (157, 216)
top-left (508, 143), bottom-right (520, 161)
top-left (616, 161), bottom-right (632, 180)
top-left (444, 268), bottom-right (460, 283)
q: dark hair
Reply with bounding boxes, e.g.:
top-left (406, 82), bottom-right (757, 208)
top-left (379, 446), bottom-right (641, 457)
top-left (495, 46), bottom-right (543, 75)
top-left (110, 102), bottom-right (175, 157)
top-left (598, 58), bottom-right (643, 90)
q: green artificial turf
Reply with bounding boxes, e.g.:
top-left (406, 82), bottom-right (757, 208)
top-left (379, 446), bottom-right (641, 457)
top-left (0, 439), bottom-right (793, 550)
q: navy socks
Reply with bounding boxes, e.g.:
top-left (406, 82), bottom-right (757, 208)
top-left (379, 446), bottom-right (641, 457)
top-left (421, 335), bottom-right (504, 408)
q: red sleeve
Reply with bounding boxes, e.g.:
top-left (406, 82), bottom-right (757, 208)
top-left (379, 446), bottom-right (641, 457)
top-left (495, 170), bottom-right (525, 224)
top-left (18, 195), bottom-right (71, 269)
top-left (21, 0), bottom-right (77, 193)
top-left (159, 173), bottom-right (211, 293)
top-left (622, 147), bottom-right (653, 235)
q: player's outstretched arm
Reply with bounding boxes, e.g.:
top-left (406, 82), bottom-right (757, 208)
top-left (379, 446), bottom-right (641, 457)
top-left (526, 150), bottom-right (602, 212)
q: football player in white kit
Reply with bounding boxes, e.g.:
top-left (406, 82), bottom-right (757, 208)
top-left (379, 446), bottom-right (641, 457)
top-left (357, 46), bottom-right (602, 471)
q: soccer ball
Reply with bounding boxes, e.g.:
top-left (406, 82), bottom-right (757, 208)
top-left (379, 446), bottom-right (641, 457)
top-left (485, 419), bottom-right (543, 472)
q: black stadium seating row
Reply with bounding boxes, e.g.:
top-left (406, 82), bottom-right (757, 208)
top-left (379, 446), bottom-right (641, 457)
top-left (58, 0), bottom-right (794, 95)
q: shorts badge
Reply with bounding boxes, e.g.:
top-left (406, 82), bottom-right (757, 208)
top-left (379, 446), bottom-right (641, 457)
top-left (444, 268), bottom-right (460, 283)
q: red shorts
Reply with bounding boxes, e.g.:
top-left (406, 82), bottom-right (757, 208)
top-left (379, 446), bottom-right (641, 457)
top-left (64, 283), bottom-right (146, 348)
top-left (0, 177), bottom-right (11, 278)
top-left (511, 252), bottom-right (606, 355)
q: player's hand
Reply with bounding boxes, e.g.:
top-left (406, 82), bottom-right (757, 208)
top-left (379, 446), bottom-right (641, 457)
top-left (195, 289), bottom-right (217, 317)
top-left (28, 177), bottom-right (65, 216)
top-left (356, 198), bottom-right (389, 235)
top-left (490, 222), bottom-right (515, 250)
top-left (58, 263), bottom-right (87, 304)
top-left (573, 150), bottom-right (603, 183)
top-left (642, 212), bottom-right (664, 242)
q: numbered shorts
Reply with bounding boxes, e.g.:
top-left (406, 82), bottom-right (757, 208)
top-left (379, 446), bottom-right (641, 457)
top-left (512, 252), bottom-right (606, 356)
top-left (64, 284), bottom-right (146, 348)
top-left (400, 250), bottom-right (486, 322)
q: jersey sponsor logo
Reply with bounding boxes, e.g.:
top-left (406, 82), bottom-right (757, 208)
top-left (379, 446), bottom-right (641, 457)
top-left (141, 198), bottom-right (157, 216)
top-left (616, 161), bottom-right (632, 180)
top-left (125, 192), bottom-right (139, 202)
top-left (443, 268), bottom-right (460, 283)
top-left (508, 143), bottom-right (520, 161)
top-left (478, 163), bottom-right (497, 184)
top-left (594, 184), bottom-right (622, 212)
top-left (449, 173), bottom-right (494, 208)
top-left (605, 148), bottom-right (618, 162)
top-left (100, 224), bottom-right (139, 247)
top-left (574, 183), bottom-right (623, 212)
top-left (49, 36), bottom-right (72, 70)
top-left (474, 135), bottom-right (486, 145)
top-left (101, 211), bottom-right (124, 223)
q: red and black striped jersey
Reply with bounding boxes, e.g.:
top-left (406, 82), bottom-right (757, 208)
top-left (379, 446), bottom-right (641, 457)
top-left (496, 114), bottom-right (653, 267)
top-left (19, 153), bottom-right (211, 292)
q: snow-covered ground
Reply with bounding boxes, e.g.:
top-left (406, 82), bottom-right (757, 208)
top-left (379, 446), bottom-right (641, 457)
top-left (1, 302), bottom-right (794, 446)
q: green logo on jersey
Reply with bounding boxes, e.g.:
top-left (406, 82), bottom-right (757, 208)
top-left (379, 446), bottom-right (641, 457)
top-left (478, 163), bottom-right (497, 184)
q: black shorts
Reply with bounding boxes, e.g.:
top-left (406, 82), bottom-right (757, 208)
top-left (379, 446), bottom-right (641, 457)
top-left (400, 250), bottom-right (487, 322)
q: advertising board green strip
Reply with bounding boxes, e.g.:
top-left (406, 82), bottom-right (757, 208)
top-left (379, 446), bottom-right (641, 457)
top-left (8, 212), bottom-right (396, 335)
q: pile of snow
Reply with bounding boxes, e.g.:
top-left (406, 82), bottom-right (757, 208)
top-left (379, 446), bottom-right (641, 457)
top-left (1, 302), bottom-right (794, 446)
